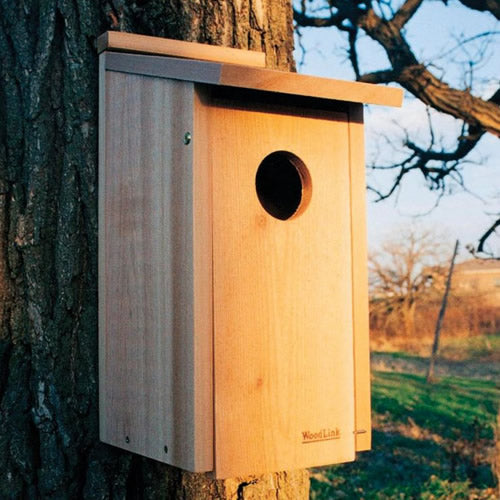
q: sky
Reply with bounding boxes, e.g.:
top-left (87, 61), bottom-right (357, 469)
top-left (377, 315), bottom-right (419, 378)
top-left (293, 1), bottom-right (500, 258)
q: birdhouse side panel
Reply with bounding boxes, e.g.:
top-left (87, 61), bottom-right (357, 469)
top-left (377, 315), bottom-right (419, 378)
top-left (99, 69), bottom-right (213, 471)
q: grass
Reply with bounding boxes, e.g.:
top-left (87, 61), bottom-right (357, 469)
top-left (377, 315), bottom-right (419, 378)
top-left (372, 372), bottom-right (497, 440)
top-left (439, 333), bottom-right (500, 361)
top-left (310, 370), bottom-right (499, 499)
top-left (372, 334), bottom-right (500, 362)
top-left (371, 350), bottom-right (424, 361)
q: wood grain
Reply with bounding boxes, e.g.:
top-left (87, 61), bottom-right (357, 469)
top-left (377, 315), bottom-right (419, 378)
top-left (99, 70), bottom-right (213, 472)
top-left (191, 87), bottom-right (215, 468)
top-left (98, 31), bottom-right (266, 67)
top-left (208, 98), bottom-right (356, 478)
top-left (348, 103), bottom-right (372, 452)
top-left (103, 51), bottom-right (222, 86)
top-left (220, 64), bottom-right (403, 107)
top-left (103, 51), bottom-right (403, 108)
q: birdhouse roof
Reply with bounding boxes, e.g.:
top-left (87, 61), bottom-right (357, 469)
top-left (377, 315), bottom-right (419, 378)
top-left (98, 32), bottom-right (403, 108)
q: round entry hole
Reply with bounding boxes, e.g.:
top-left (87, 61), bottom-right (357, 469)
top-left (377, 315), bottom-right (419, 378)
top-left (255, 151), bottom-right (312, 220)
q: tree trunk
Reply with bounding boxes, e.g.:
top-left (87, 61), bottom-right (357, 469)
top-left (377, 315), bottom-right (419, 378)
top-left (427, 240), bottom-right (459, 383)
top-left (402, 299), bottom-right (416, 338)
top-left (0, 1), bottom-right (307, 498)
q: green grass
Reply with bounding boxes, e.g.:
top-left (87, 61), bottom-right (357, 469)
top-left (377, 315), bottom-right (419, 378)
top-left (372, 372), bottom-right (498, 440)
top-left (371, 350), bottom-right (424, 361)
top-left (310, 371), bottom-right (499, 499)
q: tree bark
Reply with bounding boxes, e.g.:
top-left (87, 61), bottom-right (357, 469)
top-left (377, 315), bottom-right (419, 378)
top-left (0, 1), bottom-right (306, 498)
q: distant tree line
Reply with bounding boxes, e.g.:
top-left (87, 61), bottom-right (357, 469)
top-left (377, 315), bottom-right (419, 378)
top-left (369, 226), bottom-right (500, 343)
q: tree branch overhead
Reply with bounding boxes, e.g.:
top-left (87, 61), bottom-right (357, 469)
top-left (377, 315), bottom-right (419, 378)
top-left (294, 0), bottom-right (500, 254)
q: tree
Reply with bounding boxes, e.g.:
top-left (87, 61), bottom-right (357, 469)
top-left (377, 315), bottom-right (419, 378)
top-left (369, 226), bottom-right (449, 337)
top-left (427, 239), bottom-right (459, 382)
top-left (0, 1), bottom-right (310, 497)
top-left (293, 0), bottom-right (500, 255)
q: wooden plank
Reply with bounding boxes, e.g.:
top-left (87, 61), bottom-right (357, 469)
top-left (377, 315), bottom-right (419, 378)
top-left (192, 87), bottom-right (215, 470)
top-left (348, 103), bottom-right (371, 452)
top-left (104, 51), bottom-right (222, 86)
top-left (98, 31), bottom-right (266, 67)
top-left (98, 54), bottom-right (107, 444)
top-left (209, 99), bottom-right (356, 478)
top-left (103, 52), bottom-right (403, 107)
top-left (99, 70), bottom-right (213, 472)
top-left (220, 65), bottom-right (403, 108)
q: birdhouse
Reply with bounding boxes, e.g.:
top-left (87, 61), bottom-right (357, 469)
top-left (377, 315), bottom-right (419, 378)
top-left (98, 31), bottom-right (402, 479)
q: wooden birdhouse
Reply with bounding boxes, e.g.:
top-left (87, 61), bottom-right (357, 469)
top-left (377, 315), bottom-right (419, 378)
top-left (98, 31), bottom-right (402, 479)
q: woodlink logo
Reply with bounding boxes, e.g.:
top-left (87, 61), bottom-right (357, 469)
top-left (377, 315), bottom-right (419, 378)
top-left (302, 427), bottom-right (340, 444)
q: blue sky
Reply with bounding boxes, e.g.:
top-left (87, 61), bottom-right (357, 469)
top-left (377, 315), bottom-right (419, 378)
top-left (293, 1), bottom-right (500, 257)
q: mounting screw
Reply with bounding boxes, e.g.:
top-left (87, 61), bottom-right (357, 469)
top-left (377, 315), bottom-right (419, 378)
top-left (125, 436), bottom-right (130, 443)
top-left (183, 132), bottom-right (192, 145)
top-left (164, 445), bottom-right (168, 454)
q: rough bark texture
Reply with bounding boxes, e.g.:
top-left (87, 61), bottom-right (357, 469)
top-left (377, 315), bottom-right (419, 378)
top-left (0, 1), bottom-right (304, 498)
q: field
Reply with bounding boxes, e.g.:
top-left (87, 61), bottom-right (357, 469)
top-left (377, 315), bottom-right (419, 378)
top-left (310, 335), bottom-right (500, 499)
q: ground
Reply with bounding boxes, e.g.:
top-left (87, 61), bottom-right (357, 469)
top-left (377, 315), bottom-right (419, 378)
top-left (310, 334), bottom-right (500, 500)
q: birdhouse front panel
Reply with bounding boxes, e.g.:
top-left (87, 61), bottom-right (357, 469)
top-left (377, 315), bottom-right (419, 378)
top-left (207, 97), bottom-right (356, 476)
top-left (98, 32), bottom-right (403, 480)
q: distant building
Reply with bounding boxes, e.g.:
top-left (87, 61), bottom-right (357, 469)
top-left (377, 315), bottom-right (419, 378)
top-left (453, 259), bottom-right (500, 306)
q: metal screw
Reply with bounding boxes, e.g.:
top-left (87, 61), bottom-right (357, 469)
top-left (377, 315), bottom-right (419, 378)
top-left (164, 445), bottom-right (168, 454)
top-left (183, 132), bottom-right (192, 145)
top-left (125, 436), bottom-right (130, 443)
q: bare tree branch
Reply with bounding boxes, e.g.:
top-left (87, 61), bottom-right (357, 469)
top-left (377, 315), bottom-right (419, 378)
top-left (457, 0), bottom-right (500, 19)
top-left (293, 8), bottom-right (346, 29)
top-left (392, 0), bottom-right (425, 29)
top-left (294, 3), bottom-right (500, 135)
top-left (358, 69), bottom-right (398, 84)
top-left (347, 28), bottom-right (361, 79)
top-left (437, 30), bottom-right (500, 60)
top-left (368, 164), bottom-right (408, 201)
top-left (294, 0), bottom-right (500, 253)
top-left (368, 120), bottom-right (484, 199)
top-left (357, 8), bottom-right (500, 136)
top-left (405, 126), bottom-right (484, 165)
top-left (478, 218), bottom-right (500, 254)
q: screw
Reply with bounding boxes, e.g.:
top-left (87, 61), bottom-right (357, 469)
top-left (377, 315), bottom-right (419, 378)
top-left (125, 436), bottom-right (130, 443)
top-left (164, 445), bottom-right (168, 454)
top-left (183, 132), bottom-right (192, 145)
